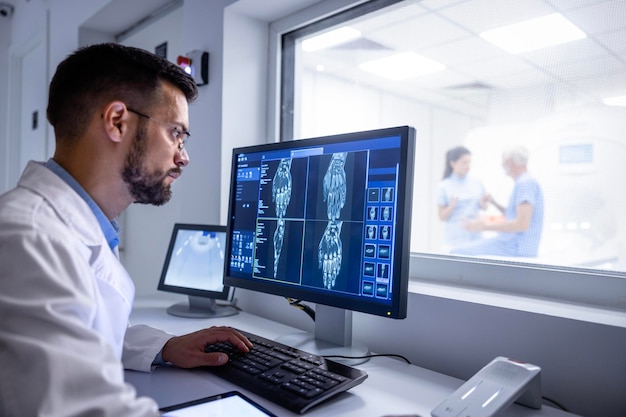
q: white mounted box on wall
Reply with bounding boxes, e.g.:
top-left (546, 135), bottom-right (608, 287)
top-left (431, 356), bottom-right (542, 417)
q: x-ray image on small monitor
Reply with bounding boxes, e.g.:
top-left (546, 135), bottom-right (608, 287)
top-left (158, 223), bottom-right (238, 318)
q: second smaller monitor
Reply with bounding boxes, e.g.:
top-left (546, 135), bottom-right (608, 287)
top-left (157, 223), bottom-right (238, 318)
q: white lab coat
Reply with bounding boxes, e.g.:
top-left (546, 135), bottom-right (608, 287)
top-left (0, 162), bottom-right (173, 417)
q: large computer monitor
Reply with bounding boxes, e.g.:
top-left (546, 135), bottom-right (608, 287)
top-left (224, 126), bottom-right (415, 358)
top-left (157, 223), bottom-right (238, 318)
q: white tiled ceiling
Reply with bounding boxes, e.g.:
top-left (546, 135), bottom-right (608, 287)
top-left (300, 0), bottom-right (626, 110)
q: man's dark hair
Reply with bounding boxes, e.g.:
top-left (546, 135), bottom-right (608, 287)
top-left (47, 43), bottom-right (198, 141)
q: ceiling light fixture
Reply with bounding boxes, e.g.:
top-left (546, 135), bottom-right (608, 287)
top-left (359, 52), bottom-right (446, 80)
top-left (480, 13), bottom-right (586, 54)
top-left (301, 26), bottom-right (361, 52)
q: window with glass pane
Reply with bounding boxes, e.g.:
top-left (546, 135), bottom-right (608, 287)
top-left (281, 0), bottom-right (626, 281)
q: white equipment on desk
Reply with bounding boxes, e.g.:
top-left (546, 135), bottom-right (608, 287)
top-left (431, 356), bottom-right (542, 417)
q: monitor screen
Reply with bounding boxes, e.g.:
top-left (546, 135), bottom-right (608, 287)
top-left (157, 223), bottom-right (237, 318)
top-left (224, 126), bottom-right (415, 332)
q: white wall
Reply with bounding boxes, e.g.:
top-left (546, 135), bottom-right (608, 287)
top-left (2, 1), bottom-right (625, 417)
top-left (221, 5), bottom-right (273, 224)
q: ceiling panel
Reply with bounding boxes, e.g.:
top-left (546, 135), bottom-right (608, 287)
top-left (418, 0), bottom-right (469, 10)
top-left (367, 10), bottom-right (470, 51)
top-left (453, 55), bottom-right (546, 80)
top-left (545, 0), bottom-right (615, 11)
top-left (557, 54), bottom-right (626, 80)
top-left (520, 38), bottom-right (612, 69)
top-left (352, 2), bottom-right (426, 33)
top-left (594, 27), bottom-right (626, 56)
top-left (560, 0), bottom-right (626, 34)
top-left (433, 0), bottom-right (555, 33)
top-left (405, 69), bottom-right (477, 89)
top-left (420, 36), bottom-right (505, 67)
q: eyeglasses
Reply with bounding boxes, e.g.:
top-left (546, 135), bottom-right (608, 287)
top-left (127, 107), bottom-right (190, 151)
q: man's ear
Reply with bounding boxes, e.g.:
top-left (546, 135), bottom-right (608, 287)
top-left (102, 101), bottom-right (129, 143)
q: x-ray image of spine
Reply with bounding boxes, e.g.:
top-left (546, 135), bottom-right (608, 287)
top-left (318, 221), bottom-right (343, 289)
top-left (271, 158), bottom-right (292, 278)
top-left (319, 152), bottom-right (347, 289)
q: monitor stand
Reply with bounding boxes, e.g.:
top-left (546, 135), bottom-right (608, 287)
top-left (275, 304), bottom-right (369, 365)
top-left (166, 295), bottom-right (239, 319)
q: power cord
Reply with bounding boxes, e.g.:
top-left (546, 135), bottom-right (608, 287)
top-left (542, 396), bottom-right (568, 412)
top-left (216, 297), bottom-right (242, 311)
top-left (284, 298), bottom-right (411, 364)
top-left (324, 353), bottom-right (412, 364)
top-left (286, 298), bottom-right (316, 321)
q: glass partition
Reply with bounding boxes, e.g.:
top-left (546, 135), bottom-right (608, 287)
top-left (280, 0), bottom-right (626, 284)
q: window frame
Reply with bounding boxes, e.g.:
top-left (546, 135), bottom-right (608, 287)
top-left (270, 0), bottom-right (626, 327)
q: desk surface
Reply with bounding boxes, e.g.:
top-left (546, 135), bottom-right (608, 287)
top-left (126, 301), bottom-right (578, 417)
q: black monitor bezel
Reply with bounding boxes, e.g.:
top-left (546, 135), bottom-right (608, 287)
top-left (157, 223), bottom-right (233, 301)
top-left (223, 126), bottom-right (415, 319)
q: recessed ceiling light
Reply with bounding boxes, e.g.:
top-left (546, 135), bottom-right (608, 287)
top-left (359, 52), bottom-right (446, 80)
top-left (301, 27), bottom-right (361, 52)
top-left (480, 13), bottom-right (586, 54)
top-left (603, 95), bottom-right (626, 106)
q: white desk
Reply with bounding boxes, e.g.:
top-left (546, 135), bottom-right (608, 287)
top-left (126, 301), bottom-right (579, 417)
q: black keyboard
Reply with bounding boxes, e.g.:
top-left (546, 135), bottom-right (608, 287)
top-left (203, 329), bottom-right (368, 414)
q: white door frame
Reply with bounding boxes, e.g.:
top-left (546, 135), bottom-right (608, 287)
top-left (6, 28), bottom-right (48, 188)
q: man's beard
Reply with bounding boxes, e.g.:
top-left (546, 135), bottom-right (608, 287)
top-left (121, 125), bottom-right (181, 206)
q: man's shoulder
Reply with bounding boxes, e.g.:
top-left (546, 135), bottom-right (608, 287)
top-left (515, 172), bottom-right (541, 188)
top-left (0, 162), bottom-right (102, 245)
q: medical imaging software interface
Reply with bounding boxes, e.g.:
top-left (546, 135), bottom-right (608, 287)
top-left (228, 135), bottom-right (402, 306)
top-left (163, 229), bottom-right (227, 292)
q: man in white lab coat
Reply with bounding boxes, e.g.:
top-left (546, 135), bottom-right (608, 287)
top-left (0, 43), bottom-right (252, 417)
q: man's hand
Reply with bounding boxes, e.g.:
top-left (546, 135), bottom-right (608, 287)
top-left (161, 326), bottom-right (253, 368)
